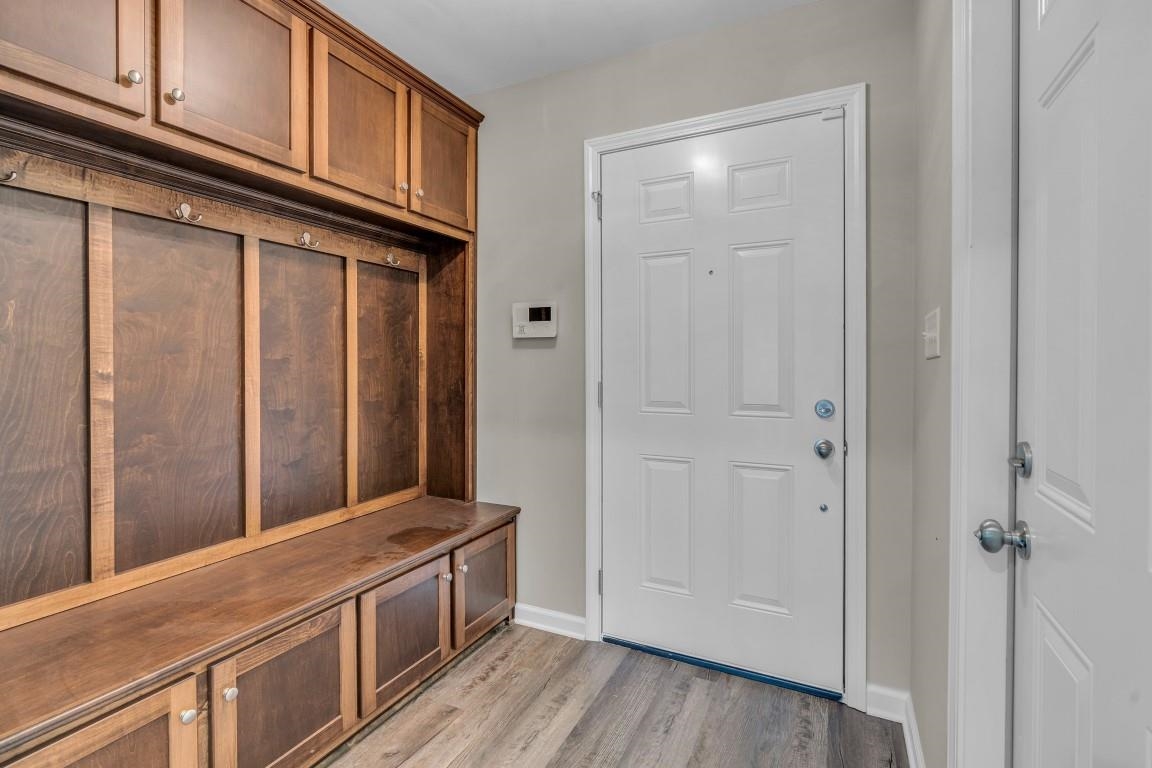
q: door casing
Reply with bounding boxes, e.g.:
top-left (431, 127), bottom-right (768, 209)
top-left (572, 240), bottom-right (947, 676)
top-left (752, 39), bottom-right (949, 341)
top-left (583, 84), bottom-right (869, 710)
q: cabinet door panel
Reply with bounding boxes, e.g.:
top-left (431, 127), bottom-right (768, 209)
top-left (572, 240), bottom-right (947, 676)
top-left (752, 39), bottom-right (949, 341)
top-left (9, 677), bottom-right (199, 768)
top-left (0, 0), bottom-right (147, 114)
top-left (410, 93), bottom-right (475, 231)
top-left (112, 211), bottom-right (245, 570)
top-left (157, 0), bottom-right (307, 168)
top-left (312, 33), bottom-right (408, 207)
top-left (0, 186), bottom-right (89, 607)
top-left (212, 603), bottom-right (356, 768)
top-left (358, 260), bottom-right (420, 501)
top-left (453, 525), bottom-right (515, 648)
top-left (259, 242), bottom-right (346, 529)
top-left (358, 556), bottom-right (449, 715)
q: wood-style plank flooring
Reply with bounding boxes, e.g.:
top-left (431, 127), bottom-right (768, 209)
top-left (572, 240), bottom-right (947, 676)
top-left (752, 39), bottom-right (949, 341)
top-left (324, 625), bottom-right (908, 768)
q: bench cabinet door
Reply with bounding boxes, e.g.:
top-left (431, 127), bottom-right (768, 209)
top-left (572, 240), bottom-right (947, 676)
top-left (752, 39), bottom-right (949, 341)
top-left (452, 524), bottom-right (515, 649)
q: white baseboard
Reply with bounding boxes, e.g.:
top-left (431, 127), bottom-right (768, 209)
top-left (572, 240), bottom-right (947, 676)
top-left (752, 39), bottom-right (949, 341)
top-left (514, 603), bottom-right (587, 640)
top-left (866, 684), bottom-right (926, 768)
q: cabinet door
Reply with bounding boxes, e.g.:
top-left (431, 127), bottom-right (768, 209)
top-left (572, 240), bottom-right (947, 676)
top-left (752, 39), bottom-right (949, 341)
top-left (211, 602), bottom-right (357, 768)
top-left (157, 0), bottom-right (308, 169)
top-left (452, 524), bottom-right (515, 649)
top-left (10, 677), bottom-right (199, 768)
top-left (0, 0), bottom-right (147, 114)
top-left (359, 556), bottom-right (450, 716)
top-left (312, 32), bottom-right (408, 207)
top-left (410, 92), bottom-right (476, 231)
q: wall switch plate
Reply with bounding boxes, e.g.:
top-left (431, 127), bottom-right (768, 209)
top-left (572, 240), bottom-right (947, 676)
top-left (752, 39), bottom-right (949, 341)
top-left (512, 301), bottom-right (558, 338)
top-left (923, 307), bottom-right (941, 359)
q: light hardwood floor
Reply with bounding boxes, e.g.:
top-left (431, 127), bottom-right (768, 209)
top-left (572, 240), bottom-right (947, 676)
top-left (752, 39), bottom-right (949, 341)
top-left (323, 625), bottom-right (908, 768)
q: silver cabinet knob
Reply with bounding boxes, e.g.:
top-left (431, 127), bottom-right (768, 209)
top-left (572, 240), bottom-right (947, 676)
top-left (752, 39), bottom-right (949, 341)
top-left (813, 439), bottom-right (835, 460)
top-left (442, 572), bottom-right (453, 582)
top-left (973, 519), bottom-right (1032, 559)
top-left (223, 687), bottom-right (239, 702)
top-left (415, 188), bottom-right (425, 198)
top-left (126, 69), bottom-right (143, 85)
top-left (170, 87), bottom-right (186, 102)
top-left (458, 564), bottom-right (469, 574)
top-left (179, 709), bottom-right (197, 725)
top-left (399, 182), bottom-right (409, 192)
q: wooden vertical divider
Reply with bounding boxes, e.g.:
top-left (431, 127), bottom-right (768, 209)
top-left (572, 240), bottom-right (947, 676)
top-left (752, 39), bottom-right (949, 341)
top-left (87, 204), bottom-right (116, 580)
top-left (339, 600), bottom-right (358, 730)
top-left (419, 257), bottom-right (428, 491)
top-left (243, 236), bottom-right (262, 538)
top-left (345, 257), bottom-right (359, 507)
top-left (465, 239), bottom-right (477, 501)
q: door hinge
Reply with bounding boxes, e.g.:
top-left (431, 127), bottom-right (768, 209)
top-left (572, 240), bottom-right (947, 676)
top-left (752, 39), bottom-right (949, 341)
top-left (592, 190), bottom-right (602, 221)
top-left (597, 381), bottom-right (603, 408)
top-left (598, 569), bottom-right (603, 595)
top-left (843, 440), bottom-right (848, 457)
top-left (821, 106), bottom-right (845, 121)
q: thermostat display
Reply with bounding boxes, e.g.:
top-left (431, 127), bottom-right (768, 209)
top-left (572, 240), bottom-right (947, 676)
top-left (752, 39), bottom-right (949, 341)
top-left (512, 302), bottom-right (557, 338)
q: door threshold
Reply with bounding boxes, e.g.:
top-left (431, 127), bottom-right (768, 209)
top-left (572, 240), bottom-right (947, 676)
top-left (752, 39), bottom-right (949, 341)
top-left (602, 636), bottom-right (843, 702)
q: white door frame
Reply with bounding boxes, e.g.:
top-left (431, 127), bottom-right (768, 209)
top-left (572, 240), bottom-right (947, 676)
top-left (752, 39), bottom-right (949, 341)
top-left (947, 1), bottom-right (1016, 766)
top-left (583, 84), bottom-right (869, 709)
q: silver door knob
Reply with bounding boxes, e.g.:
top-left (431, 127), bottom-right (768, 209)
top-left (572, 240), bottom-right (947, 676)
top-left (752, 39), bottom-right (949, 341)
top-left (170, 87), bottom-right (186, 102)
top-left (813, 439), bottom-right (835, 460)
top-left (126, 69), bottom-right (143, 85)
top-left (222, 687), bottom-right (239, 702)
top-left (458, 564), bottom-right (469, 574)
top-left (973, 519), bottom-right (1031, 559)
top-left (442, 572), bottom-right (453, 582)
top-left (179, 709), bottom-right (197, 725)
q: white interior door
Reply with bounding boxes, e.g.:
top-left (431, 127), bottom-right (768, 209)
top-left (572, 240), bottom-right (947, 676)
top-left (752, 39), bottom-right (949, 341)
top-left (1014, 0), bottom-right (1152, 764)
top-left (600, 111), bottom-right (845, 693)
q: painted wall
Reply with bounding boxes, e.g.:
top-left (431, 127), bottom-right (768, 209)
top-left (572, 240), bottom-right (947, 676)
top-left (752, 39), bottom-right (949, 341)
top-left (471, 0), bottom-right (918, 692)
top-left (911, 0), bottom-right (952, 764)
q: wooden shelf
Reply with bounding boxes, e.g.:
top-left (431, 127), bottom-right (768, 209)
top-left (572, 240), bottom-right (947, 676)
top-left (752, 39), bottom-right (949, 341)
top-left (0, 496), bottom-right (519, 762)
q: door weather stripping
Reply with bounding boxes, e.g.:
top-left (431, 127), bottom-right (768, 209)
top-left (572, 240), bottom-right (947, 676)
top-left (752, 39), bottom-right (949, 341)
top-left (821, 107), bottom-right (845, 121)
top-left (592, 191), bottom-right (603, 221)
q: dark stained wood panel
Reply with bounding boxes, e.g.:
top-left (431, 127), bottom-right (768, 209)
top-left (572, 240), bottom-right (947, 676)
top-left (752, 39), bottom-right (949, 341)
top-left (0, 0), bottom-right (117, 81)
top-left (419, 108), bottom-right (468, 219)
top-left (236, 627), bottom-right (341, 768)
top-left (375, 577), bottom-right (438, 689)
top-left (183, 0), bottom-right (292, 148)
top-left (426, 246), bottom-right (467, 500)
top-left (259, 241), bottom-right (346, 528)
top-left (112, 210), bottom-right (244, 571)
top-left (328, 57), bottom-right (395, 191)
top-left (358, 262), bottom-right (419, 500)
top-left (464, 537), bottom-right (507, 626)
top-left (0, 497), bottom-right (517, 761)
top-left (0, 186), bottom-right (89, 607)
top-left (72, 716), bottom-right (168, 768)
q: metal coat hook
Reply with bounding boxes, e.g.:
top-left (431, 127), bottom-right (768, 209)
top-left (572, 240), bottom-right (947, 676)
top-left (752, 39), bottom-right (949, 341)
top-left (299, 232), bottom-right (321, 249)
top-left (0, 171), bottom-right (17, 183)
top-left (173, 202), bottom-right (203, 223)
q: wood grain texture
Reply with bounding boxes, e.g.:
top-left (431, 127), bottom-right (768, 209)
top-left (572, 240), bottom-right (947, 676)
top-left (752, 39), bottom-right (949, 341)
top-left (409, 94), bottom-right (473, 231)
top-left (0, 185), bottom-right (89, 606)
top-left (111, 209), bottom-right (244, 571)
top-left (453, 525), bottom-right (512, 648)
top-left (327, 626), bottom-right (909, 768)
top-left (87, 205), bottom-right (115, 581)
top-left (425, 243), bottom-right (468, 500)
top-left (0, 499), bottom-right (518, 761)
top-left (243, 237), bottom-right (261, 536)
top-left (259, 241), bottom-right (346, 529)
top-left (358, 260), bottom-right (420, 501)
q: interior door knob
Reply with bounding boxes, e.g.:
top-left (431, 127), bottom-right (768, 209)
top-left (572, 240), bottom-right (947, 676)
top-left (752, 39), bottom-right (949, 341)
top-left (813, 439), bottom-right (835, 460)
top-left (973, 519), bottom-right (1032, 559)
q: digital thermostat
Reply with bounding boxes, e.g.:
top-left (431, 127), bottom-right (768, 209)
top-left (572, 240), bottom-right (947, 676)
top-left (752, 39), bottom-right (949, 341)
top-left (512, 302), bottom-right (557, 338)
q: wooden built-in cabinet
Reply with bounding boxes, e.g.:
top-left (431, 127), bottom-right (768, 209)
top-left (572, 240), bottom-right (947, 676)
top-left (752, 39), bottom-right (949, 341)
top-left (8, 678), bottom-right (199, 768)
top-left (410, 92), bottom-right (477, 231)
top-left (0, 0), bottom-right (148, 115)
top-left (453, 524), bottom-right (516, 648)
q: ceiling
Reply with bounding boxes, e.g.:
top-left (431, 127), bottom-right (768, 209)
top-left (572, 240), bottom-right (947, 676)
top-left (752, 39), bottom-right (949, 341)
top-left (321, 0), bottom-right (818, 96)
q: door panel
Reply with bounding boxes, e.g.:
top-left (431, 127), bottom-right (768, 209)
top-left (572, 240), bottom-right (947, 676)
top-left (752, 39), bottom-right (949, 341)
top-left (0, 0), bottom-right (147, 114)
top-left (358, 556), bottom-right (450, 715)
top-left (452, 525), bottom-right (514, 648)
top-left (212, 603), bottom-right (356, 768)
top-left (157, 0), bottom-right (307, 168)
top-left (410, 92), bottom-right (475, 231)
top-left (1014, 0), bottom-right (1152, 764)
top-left (0, 186), bottom-right (89, 607)
top-left (601, 113), bottom-right (845, 692)
top-left (312, 32), bottom-right (408, 207)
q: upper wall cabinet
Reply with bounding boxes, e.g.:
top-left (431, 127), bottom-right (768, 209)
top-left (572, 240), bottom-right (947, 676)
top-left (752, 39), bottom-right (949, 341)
top-left (157, 0), bottom-right (309, 169)
top-left (410, 92), bottom-right (476, 231)
top-left (312, 32), bottom-right (408, 208)
top-left (0, 0), bottom-right (147, 114)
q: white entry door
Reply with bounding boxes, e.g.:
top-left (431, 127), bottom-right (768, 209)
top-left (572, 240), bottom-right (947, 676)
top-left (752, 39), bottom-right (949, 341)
top-left (1014, 0), bottom-right (1152, 763)
top-left (601, 111), bottom-right (845, 693)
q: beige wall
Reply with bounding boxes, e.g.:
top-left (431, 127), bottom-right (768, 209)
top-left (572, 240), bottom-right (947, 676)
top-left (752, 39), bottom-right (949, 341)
top-left (911, 0), bottom-right (952, 764)
top-left (471, 0), bottom-right (918, 692)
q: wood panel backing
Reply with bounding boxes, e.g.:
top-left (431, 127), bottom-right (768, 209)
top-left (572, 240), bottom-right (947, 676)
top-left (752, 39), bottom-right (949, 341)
top-left (111, 209), bottom-right (245, 571)
top-left (0, 185), bottom-right (89, 606)
top-left (426, 241), bottom-right (472, 500)
top-left (259, 241), bottom-right (346, 529)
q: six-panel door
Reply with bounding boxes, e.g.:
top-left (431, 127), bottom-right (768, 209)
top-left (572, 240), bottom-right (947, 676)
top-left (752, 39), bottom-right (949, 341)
top-left (452, 524), bottom-right (515, 648)
top-left (410, 92), bottom-right (476, 231)
top-left (0, 0), bottom-right (148, 114)
top-left (211, 602), bottom-right (357, 768)
top-left (157, 0), bottom-right (308, 169)
top-left (9, 677), bottom-right (199, 768)
top-left (358, 556), bottom-right (451, 716)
